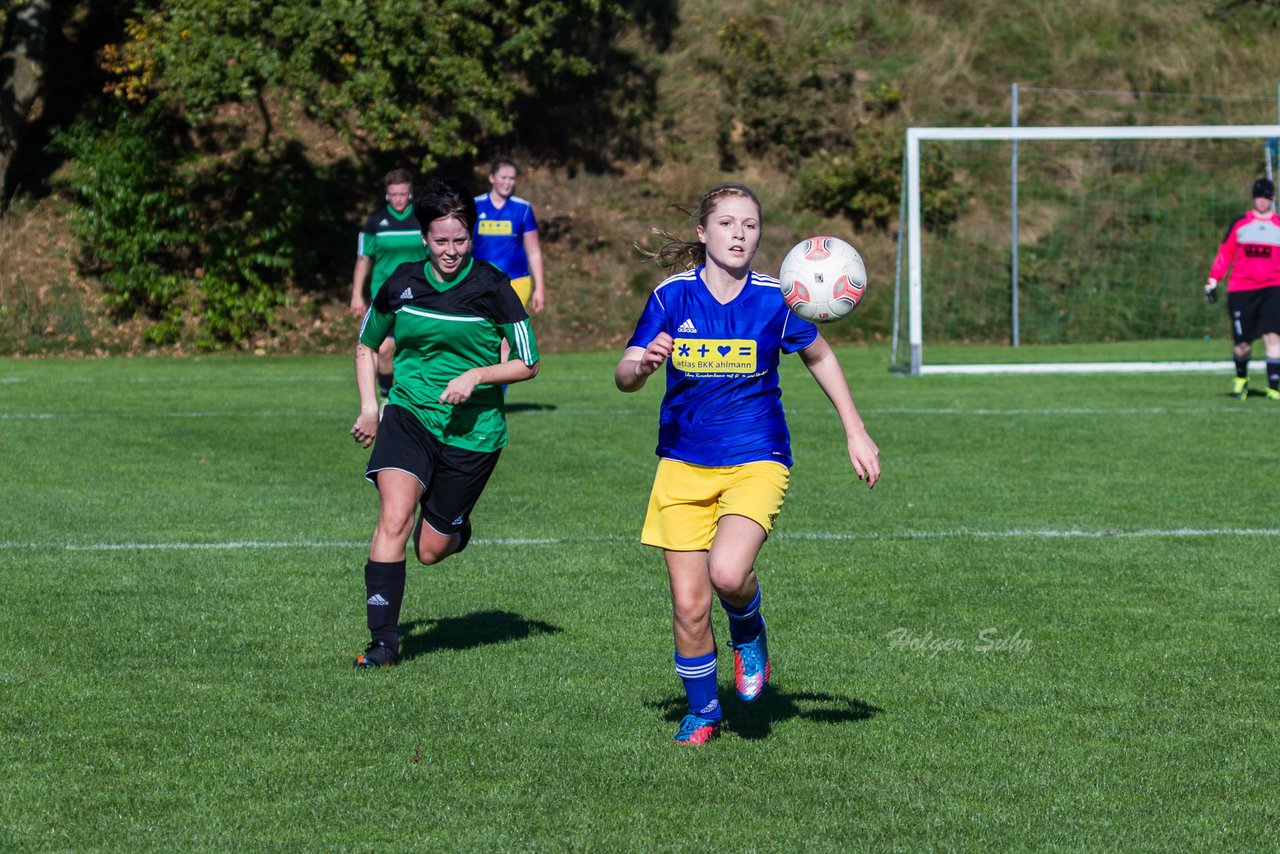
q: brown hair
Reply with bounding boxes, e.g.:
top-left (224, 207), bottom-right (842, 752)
top-left (641, 183), bottom-right (762, 270)
top-left (489, 156), bottom-right (519, 176)
top-left (384, 168), bottom-right (414, 188)
top-left (417, 178), bottom-right (479, 235)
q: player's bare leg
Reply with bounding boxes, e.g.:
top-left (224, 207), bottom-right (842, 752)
top-left (356, 469), bottom-right (422, 669)
top-left (709, 515), bottom-right (771, 702)
top-left (665, 550), bottom-right (722, 743)
top-left (1232, 341), bottom-right (1252, 399)
top-left (1263, 332), bottom-right (1280, 399)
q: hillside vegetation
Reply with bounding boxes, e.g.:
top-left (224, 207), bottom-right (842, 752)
top-left (4, 0), bottom-right (1280, 355)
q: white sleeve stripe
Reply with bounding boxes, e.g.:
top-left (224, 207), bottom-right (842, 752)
top-left (521, 321), bottom-right (535, 363)
top-left (512, 319), bottom-right (535, 364)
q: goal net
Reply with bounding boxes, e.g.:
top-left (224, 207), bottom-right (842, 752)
top-left (893, 125), bottom-right (1280, 375)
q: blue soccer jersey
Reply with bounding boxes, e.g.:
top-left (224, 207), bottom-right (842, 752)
top-left (626, 266), bottom-right (819, 467)
top-left (473, 194), bottom-right (538, 279)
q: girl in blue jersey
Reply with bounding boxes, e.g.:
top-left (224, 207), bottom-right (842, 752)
top-left (615, 183), bottom-right (880, 744)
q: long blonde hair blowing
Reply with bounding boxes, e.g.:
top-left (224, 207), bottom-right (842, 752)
top-left (641, 183), bottom-right (762, 271)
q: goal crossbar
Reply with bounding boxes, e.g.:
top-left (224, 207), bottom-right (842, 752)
top-left (904, 124), bottom-right (1280, 376)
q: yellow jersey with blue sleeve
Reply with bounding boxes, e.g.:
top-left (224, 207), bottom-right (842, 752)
top-left (626, 266), bottom-right (818, 468)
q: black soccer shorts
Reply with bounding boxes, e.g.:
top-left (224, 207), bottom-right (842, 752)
top-left (1227, 286), bottom-right (1280, 344)
top-left (365, 404), bottom-right (501, 535)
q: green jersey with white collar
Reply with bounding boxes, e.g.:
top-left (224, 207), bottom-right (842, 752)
top-left (357, 204), bottom-right (427, 297)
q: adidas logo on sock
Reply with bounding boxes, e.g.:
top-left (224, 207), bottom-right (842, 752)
top-left (399, 287), bottom-right (413, 300)
top-left (367, 594), bottom-right (390, 606)
top-left (677, 318), bottom-right (697, 334)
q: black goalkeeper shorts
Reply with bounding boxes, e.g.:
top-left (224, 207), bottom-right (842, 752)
top-left (1228, 286), bottom-right (1280, 344)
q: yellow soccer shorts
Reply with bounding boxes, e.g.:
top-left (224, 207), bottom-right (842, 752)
top-left (509, 275), bottom-right (533, 308)
top-left (641, 458), bottom-right (790, 551)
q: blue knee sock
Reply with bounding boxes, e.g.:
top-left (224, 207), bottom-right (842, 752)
top-left (674, 651), bottom-right (720, 720)
top-left (721, 586), bottom-right (764, 645)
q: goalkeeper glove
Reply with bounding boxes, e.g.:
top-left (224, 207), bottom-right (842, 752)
top-left (1204, 283), bottom-right (1218, 303)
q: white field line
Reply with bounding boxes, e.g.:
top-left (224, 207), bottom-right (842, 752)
top-left (0, 411), bottom-right (341, 419)
top-left (47, 375), bottom-right (350, 384)
top-left (917, 360), bottom-right (1249, 376)
top-left (860, 406), bottom-right (1272, 416)
top-left (0, 405), bottom-right (1273, 420)
top-left (2, 527), bottom-right (1278, 552)
top-left (1, 373), bottom-right (611, 386)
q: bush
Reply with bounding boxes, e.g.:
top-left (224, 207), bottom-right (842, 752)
top-left (52, 105), bottom-right (198, 320)
top-left (51, 104), bottom-right (303, 348)
top-left (797, 122), bottom-right (961, 232)
top-left (712, 15), bottom-right (859, 168)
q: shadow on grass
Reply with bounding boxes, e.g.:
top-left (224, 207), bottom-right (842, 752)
top-left (504, 401), bottom-right (558, 414)
top-left (398, 610), bottom-right (562, 662)
top-left (647, 687), bottom-right (882, 740)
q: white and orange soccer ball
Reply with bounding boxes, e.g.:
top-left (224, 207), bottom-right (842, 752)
top-left (778, 236), bottom-right (867, 323)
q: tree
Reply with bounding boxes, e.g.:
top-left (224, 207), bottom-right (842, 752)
top-left (0, 0), bottom-right (53, 206)
top-left (105, 0), bottom-right (630, 169)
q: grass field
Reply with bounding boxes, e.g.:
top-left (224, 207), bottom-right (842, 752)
top-left (2, 343), bottom-right (1278, 850)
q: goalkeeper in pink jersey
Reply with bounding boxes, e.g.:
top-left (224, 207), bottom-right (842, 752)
top-left (1206, 178), bottom-right (1280, 400)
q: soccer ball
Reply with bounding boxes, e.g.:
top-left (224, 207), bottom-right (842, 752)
top-left (778, 236), bottom-right (867, 323)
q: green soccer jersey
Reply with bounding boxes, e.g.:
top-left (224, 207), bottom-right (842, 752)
top-left (357, 204), bottom-right (428, 297)
top-left (359, 258), bottom-right (539, 452)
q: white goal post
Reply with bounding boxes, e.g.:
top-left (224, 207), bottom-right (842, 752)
top-left (903, 124), bottom-right (1280, 376)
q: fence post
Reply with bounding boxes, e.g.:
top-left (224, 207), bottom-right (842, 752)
top-left (1011, 82), bottom-right (1020, 349)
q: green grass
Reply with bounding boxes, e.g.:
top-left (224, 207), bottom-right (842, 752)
top-left (2, 346), bottom-right (1278, 849)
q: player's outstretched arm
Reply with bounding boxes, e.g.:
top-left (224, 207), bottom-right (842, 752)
top-left (350, 340), bottom-right (381, 448)
top-left (616, 333), bottom-right (673, 392)
top-left (798, 335), bottom-right (880, 488)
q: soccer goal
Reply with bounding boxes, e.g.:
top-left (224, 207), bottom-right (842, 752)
top-left (893, 124), bottom-right (1280, 376)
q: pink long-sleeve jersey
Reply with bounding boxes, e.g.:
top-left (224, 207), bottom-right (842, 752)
top-left (1209, 211), bottom-right (1280, 292)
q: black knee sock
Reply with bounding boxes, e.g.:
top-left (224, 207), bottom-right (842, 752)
top-left (365, 559), bottom-right (406, 649)
top-left (377, 372), bottom-right (394, 397)
top-left (1268, 360), bottom-right (1280, 391)
top-left (1234, 354), bottom-right (1249, 379)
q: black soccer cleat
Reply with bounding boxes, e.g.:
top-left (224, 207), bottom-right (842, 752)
top-left (353, 639), bottom-right (398, 669)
